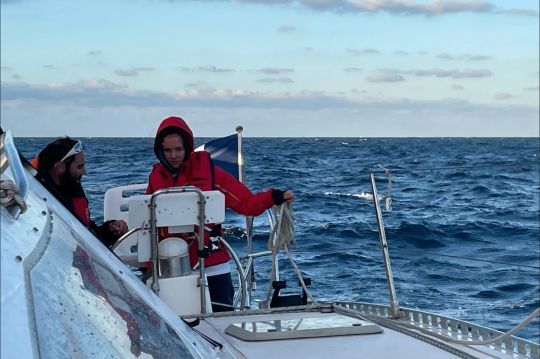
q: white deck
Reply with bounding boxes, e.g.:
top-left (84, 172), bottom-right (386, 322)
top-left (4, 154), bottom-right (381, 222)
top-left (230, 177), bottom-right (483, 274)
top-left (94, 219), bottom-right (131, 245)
top-left (195, 310), bottom-right (516, 359)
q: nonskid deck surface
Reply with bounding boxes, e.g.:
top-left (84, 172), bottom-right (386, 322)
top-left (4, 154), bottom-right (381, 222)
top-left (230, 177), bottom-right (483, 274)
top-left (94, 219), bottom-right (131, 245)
top-left (193, 310), bottom-right (508, 359)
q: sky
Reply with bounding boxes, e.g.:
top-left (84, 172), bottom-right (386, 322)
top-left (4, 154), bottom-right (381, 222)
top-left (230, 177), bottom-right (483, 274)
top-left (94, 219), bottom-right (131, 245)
top-left (1, 0), bottom-right (539, 137)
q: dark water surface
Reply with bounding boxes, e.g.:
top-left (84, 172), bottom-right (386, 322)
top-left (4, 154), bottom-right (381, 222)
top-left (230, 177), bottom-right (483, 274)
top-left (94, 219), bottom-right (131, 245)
top-left (17, 137), bottom-right (540, 342)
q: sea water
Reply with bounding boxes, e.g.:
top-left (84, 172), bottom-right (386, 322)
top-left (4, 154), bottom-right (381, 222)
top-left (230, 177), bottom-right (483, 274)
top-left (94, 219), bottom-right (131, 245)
top-left (16, 137), bottom-right (540, 342)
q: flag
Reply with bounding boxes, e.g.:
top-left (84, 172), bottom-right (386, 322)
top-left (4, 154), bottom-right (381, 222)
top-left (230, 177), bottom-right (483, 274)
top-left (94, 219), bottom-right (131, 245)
top-left (196, 131), bottom-right (244, 183)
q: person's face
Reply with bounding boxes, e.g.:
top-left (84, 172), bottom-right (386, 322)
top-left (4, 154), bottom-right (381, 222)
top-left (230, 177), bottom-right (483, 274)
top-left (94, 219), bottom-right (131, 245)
top-left (66, 151), bottom-right (86, 183)
top-left (162, 134), bottom-right (185, 169)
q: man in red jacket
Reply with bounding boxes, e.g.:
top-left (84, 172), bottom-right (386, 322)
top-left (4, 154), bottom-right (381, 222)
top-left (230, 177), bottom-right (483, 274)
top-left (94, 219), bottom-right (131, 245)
top-left (147, 116), bottom-right (294, 312)
top-left (35, 137), bottom-right (128, 246)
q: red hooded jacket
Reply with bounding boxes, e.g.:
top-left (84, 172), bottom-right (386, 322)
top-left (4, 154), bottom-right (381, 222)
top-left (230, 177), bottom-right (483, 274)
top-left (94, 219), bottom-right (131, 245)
top-left (146, 116), bottom-right (275, 267)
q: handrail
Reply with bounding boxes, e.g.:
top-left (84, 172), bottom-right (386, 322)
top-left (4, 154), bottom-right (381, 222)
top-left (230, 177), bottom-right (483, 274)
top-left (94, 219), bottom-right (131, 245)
top-left (336, 301), bottom-right (539, 358)
top-left (219, 237), bottom-right (247, 310)
top-left (110, 227), bottom-right (142, 251)
top-left (0, 131), bottom-right (29, 219)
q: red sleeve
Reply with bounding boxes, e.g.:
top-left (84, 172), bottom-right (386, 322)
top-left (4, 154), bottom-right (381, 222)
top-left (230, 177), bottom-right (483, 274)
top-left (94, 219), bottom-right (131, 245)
top-left (213, 165), bottom-right (274, 216)
top-left (145, 164), bottom-right (160, 194)
top-left (145, 179), bottom-right (153, 195)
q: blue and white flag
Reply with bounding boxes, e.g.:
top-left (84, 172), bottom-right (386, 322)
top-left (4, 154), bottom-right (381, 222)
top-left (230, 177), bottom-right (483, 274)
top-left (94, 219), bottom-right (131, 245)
top-left (196, 131), bottom-right (244, 182)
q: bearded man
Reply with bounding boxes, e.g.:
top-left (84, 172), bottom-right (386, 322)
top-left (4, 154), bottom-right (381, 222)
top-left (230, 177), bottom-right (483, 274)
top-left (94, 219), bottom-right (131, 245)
top-left (35, 137), bottom-right (127, 247)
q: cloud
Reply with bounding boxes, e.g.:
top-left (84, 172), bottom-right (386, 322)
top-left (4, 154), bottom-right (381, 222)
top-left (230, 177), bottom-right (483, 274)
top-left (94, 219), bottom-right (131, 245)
top-left (0, 79), bottom-right (355, 109)
top-left (12, 74), bottom-right (21, 80)
top-left (1, 66), bottom-right (13, 71)
top-left (365, 68), bottom-right (492, 81)
top-left (254, 68), bottom-right (294, 74)
top-left (451, 84), bottom-right (464, 90)
top-left (114, 67), bottom-right (155, 77)
top-left (437, 53), bottom-right (493, 61)
top-left (366, 71), bottom-right (405, 82)
top-left (524, 86), bottom-right (539, 92)
top-left (237, 0), bottom-right (499, 16)
top-left (494, 93), bottom-right (513, 100)
top-left (175, 65), bottom-right (234, 73)
top-left (43, 65), bottom-right (59, 70)
top-left (230, 0), bottom-right (535, 17)
top-left (1, 80), bottom-right (133, 105)
top-left (8, 0), bottom-right (534, 18)
top-left (499, 8), bottom-right (538, 17)
top-left (198, 65), bottom-right (234, 73)
top-left (2, 79), bottom-right (538, 137)
top-left (409, 68), bottom-right (492, 78)
top-left (87, 50), bottom-right (102, 57)
top-left (344, 67), bottom-right (362, 72)
top-left (394, 50), bottom-right (408, 56)
top-left (278, 25), bottom-right (296, 32)
top-left (346, 48), bottom-right (380, 56)
top-left (256, 77), bottom-right (294, 83)
top-left (185, 81), bottom-right (210, 88)
top-left (2, 80), bottom-right (536, 120)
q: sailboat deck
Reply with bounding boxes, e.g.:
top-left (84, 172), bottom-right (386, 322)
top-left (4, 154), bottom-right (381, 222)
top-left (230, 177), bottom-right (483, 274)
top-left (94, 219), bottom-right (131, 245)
top-left (195, 309), bottom-right (515, 359)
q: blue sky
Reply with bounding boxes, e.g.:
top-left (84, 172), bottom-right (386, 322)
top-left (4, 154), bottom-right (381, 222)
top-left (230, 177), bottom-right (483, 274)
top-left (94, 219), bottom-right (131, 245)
top-left (1, 0), bottom-right (538, 137)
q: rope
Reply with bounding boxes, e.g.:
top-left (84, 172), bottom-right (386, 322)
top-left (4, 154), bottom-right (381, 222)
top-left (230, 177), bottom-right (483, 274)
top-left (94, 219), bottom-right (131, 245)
top-left (0, 179), bottom-right (27, 213)
top-left (265, 202), bottom-right (318, 305)
top-left (267, 202), bottom-right (295, 252)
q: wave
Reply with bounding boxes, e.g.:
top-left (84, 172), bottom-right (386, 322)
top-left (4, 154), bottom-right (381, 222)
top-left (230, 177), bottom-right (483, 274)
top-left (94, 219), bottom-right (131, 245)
top-left (324, 191), bottom-right (373, 200)
top-left (495, 283), bottom-right (536, 293)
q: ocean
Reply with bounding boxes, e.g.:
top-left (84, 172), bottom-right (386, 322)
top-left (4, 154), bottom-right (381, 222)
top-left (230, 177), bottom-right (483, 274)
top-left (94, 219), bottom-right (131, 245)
top-left (16, 137), bottom-right (540, 342)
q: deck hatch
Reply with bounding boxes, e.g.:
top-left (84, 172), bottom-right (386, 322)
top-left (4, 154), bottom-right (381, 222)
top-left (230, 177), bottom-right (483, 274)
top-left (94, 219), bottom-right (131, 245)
top-left (225, 314), bottom-right (382, 341)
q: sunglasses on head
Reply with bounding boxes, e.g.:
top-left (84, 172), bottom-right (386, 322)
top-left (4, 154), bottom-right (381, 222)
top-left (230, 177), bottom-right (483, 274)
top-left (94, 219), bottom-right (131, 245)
top-left (60, 141), bottom-right (83, 162)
